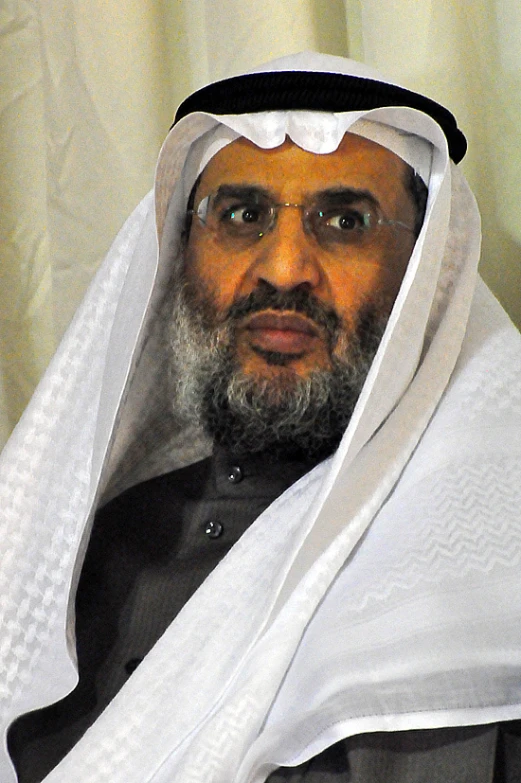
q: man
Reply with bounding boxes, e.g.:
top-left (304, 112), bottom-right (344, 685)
top-left (1, 52), bottom-right (521, 782)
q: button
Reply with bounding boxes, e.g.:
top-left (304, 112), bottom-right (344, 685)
top-left (125, 657), bottom-right (142, 675)
top-left (227, 465), bottom-right (243, 483)
top-left (204, 520), bottom-right (224, 539)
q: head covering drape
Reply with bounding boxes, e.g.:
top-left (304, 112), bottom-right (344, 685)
top-left (1, 52), bottom-right (521, 783)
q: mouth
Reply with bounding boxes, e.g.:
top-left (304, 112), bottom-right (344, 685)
top-left (243, 311), bottom-right (320, 355)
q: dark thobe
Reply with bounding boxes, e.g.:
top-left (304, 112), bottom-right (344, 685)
top-left (8, 450), bottom-right (521, 782)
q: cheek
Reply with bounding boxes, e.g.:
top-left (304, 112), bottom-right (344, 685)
top-left (329, 262), bottom-right (403, 323)
top-left (184, 244), bottom-right (226, 309)
top-left (184, 235), bottom-right (249, 310)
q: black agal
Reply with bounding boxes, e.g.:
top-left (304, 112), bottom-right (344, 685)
top-left (174, 70), bottom-right (467, 163)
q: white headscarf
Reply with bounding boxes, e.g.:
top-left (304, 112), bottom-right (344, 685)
top-left (1, 52), bottom-right (521, 783)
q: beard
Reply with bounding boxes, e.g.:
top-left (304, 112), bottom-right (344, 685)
top-left (168, 276), bottom-right (388, 461)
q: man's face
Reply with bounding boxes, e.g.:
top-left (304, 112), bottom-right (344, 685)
top-left (184, 133), bottom-right (417, 383)
top-left (174, 133), bottom-right (418, 458)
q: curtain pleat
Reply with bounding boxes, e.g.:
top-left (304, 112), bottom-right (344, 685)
top-left (1, 0), bottom-right (520, 446)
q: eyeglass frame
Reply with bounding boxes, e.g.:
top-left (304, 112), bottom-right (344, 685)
top-left (186, 184), bottom-right (417, 252)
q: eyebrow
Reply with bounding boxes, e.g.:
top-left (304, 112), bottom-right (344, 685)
top-left (213, 183), bottom-right (381, 210)
top-left (214, 184), bottom-right (272, 202)
top-left (311, 187), bottom-right (381, 211)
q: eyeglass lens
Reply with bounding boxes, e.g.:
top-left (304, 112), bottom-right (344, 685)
top-left (195, 186), bottom-right (407, 251)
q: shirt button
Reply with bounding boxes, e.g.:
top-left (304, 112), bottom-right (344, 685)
top-left (204, 520), bottom-right (224, 539)
top-left (227, 465), bottom-right (243, 483)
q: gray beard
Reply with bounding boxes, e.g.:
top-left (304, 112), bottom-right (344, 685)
top-left (168, 280), bottom-right (388, 460)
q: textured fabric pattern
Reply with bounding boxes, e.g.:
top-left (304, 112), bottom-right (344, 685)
top-left (9, 449), bottom-right (315, 783)
top-left (0, 195), bottom-right (157, 782)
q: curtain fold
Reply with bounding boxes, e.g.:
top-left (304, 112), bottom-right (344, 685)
top-left (1, 0), bottom-right (520, 447)
top-left (354, 0), bottom-right (521, 332)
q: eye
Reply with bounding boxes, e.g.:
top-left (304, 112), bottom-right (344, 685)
top-left (225, 204), bottom-right (263, 225)
top-left (323, 209), bottom-right (369, 232)
top-left (216, 199), bottom-right (272, 236)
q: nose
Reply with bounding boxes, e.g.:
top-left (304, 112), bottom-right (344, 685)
top-left (247, 208), bottom-right (323, 292)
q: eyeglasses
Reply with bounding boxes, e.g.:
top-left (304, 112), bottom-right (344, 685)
top-left (188, 186), bottom-right (416, 254)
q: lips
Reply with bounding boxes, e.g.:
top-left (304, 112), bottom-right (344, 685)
top-left (244, 311), bottom-right (320, 354)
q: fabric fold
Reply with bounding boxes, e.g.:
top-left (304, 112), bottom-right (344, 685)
top-left (1, 52), bottom-right (520, 783)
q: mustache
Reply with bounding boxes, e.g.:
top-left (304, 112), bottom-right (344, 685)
top-left (224, 282), bottom-right (341, 344)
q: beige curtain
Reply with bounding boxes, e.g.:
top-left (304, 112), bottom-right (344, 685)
top-left (1, 0), bottom-right (520, 447)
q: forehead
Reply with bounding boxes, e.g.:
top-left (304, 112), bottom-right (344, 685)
top-left (197, 132), bottom-right (411, 199)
